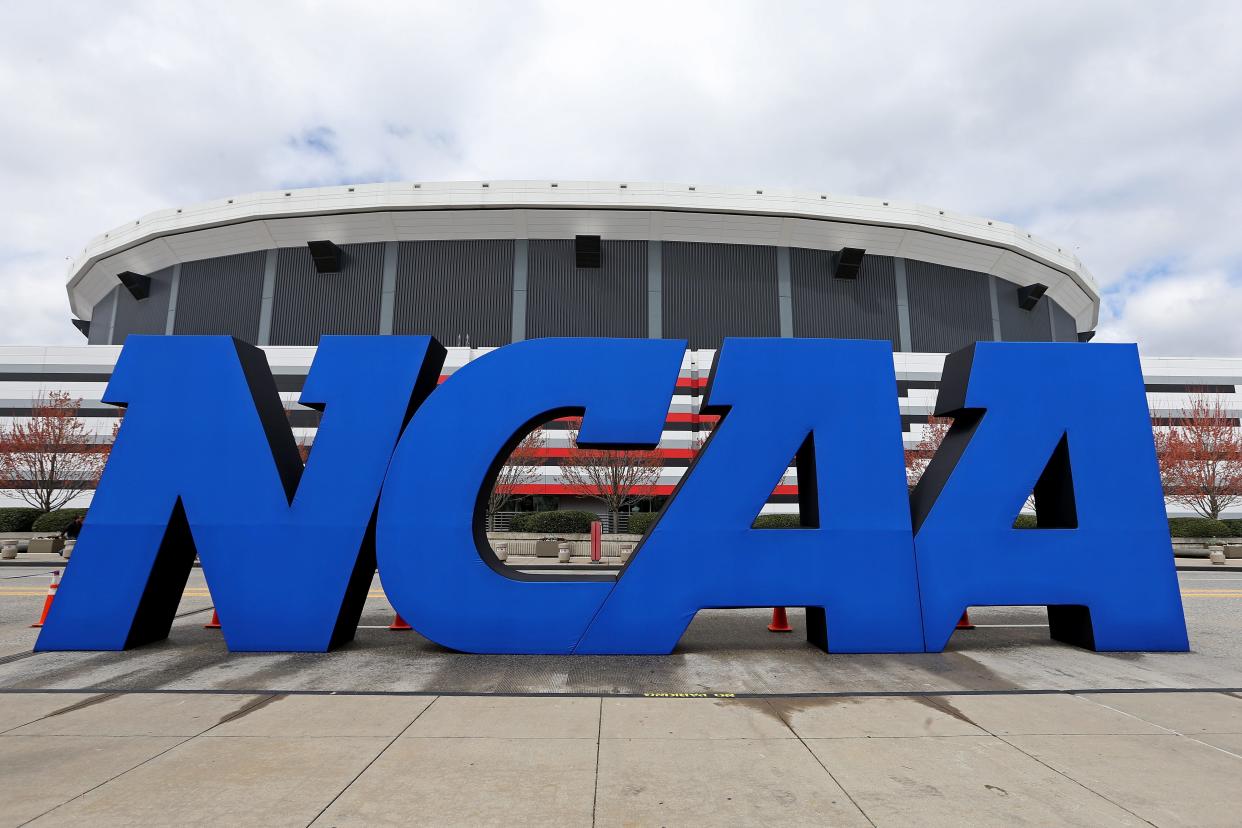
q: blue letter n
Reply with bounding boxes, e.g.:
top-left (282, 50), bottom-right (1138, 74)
top-left (35, 335), bottom-right (443, 653)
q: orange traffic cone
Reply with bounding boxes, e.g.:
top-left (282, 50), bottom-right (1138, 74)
top-left (204, 610), bottom-right (221, 629)
top-left (956, 610), bottom-right (975, 630)
top-left (767, 607), bottom-right (793, 632)
top-left (30, 570), bottom-right (61, 628)
top-left (389, 613), bottom-right (412, 631)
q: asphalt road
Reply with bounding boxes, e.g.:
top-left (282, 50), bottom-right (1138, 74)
top-left (1, 568), bottom-right (1241, 696)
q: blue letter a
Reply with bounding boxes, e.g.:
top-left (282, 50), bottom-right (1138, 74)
top-left (912, 342), bottom-right (1188, 653)
top-left (577, 338), bottom-right (925, 654)
top-left (35, 335), bottom-right (443, 652)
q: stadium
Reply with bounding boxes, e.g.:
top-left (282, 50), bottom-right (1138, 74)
top-left (2, 181), bottom-right (1238, 518)
top-left (67, 180), bottom-right (1098, 348)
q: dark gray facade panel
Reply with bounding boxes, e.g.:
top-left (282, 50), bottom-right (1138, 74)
top-left (84, 239), bottom-right (1092, 353)
top-left (87, 289), bottom-right (117, 345)
top-left (1050, 301), bottom-right (1078, 342)
top-left (172, 252), bottom-right (266, 342)
top-left (905, 261), bottom-right (995, 353)
top-left (997, 281), bottom-right (1054, 342)
top-left (110, 267), bottom-right (174, 343)
top-left (393, 240), bottom-right (514, 347)
top-left (789, 250), bottom-right (901, 348)
top-left (525, 240), bottom-right (646, 338)
top-left (269, 243), bottom-right (385, 346)
top-left (662, 242), bottom-right (780, 349)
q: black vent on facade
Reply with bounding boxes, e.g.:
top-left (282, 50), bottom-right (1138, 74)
top-left (832, 247), bottom-right (866, 280)
top-left (1078, 331), bottom-right (1096, 342)
top-left (1018, 282), bottom-right (1047, 310)
top-left (117, 271), bottom-right (151, 301)
top-left (307, 240), bottom-right (342, 273)
top-left (575, 235), bottom-right (601, 268)
top-left (71, 318), bottom-right (90, 338)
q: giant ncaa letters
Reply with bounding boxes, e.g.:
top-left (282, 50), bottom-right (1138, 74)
top-left (34, 336), bottom-right (1189, 655)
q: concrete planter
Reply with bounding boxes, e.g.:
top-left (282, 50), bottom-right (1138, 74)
top-left (557, 544), bottom-right (571, 563)
top-left (62, 539), bottom-right (77, 559)
top-left (1172, 538), bottom-right (1242, 558)
top-left (487, 532), bottom-right (644, 560)
top-left (27, 537), bottom-right (64, 556)
top-left (0, 533), bottom-right (36, 554)
top-left (494, 542), bottom-right (508, 562)
top-left (0, 541), bottom-right (17, 560)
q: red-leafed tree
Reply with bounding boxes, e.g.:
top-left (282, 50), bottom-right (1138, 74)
top-left (285, 405), bottom-right (317, 464)
top-left (488, 427), bottom-right (547, 522)
top-left (905, 415), bottom-right (953, 488)
top-left (559, 418), bottom-right (663, 524)
top-left (0, 392), bottom-right (111, 512)
top-left (1155, 393), bottom-right (1242, 520)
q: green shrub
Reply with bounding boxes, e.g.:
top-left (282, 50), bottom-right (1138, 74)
top-left (752, 513), bottom-right (804, 529)
top-left (1223, 519), bottom-right (1242, 537)
top-left (510, 510), bottom-right (597, 534)
top-left (31, 509), bottom-right (88, 534)
top-left (628, 512), bottom-right (659, 535)
top-left (1168, 517), bottom-right (1232, 538)
top-left (1012, 514), bottom-right (1038, 529)
top-left (0, 508), bottom-right (43, 532)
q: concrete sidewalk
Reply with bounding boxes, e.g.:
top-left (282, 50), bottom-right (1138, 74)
top-left (1175, 555), bottom-right (1242, 571)
top-left (7, 571), bottom-right (1242, 694)
top-left (5, 569), bottom-right (1242, 824)
top-left (2, 690), bottom-right (1241, 826)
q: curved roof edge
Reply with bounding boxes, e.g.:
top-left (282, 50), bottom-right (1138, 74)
top-left (66, 180), bottom-right (1100, 330)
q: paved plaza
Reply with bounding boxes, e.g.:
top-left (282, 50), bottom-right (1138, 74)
top-left (2, 566), bottom-right (1242, 825)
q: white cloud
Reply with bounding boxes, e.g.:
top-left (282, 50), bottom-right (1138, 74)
top-left (1097, 270), bottom-right (1242, 356)
top-left (1, 0), bottom-right (1240, 355)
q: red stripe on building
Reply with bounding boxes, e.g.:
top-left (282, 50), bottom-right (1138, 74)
top-left (527, 447), bottom-right (701, 459)
top-left (508, 484), bottom-right (800, 496)
top-left (440, 374), bottom-right (712, 391)
top-left (665, 412), bottom-right (719, 423)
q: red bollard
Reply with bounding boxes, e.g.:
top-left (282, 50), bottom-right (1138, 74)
top-left (30, 570), bottom-right (61, 628)
top-left (389, 613), bottom-right (412, 631)
top-left (204, 610), bottom-right (221, 629)
top-left (590, 520), bottom-right (602, 564)
top-left (768, 607), bottom-right (793, 632)
top-left (956, 610), bottom-right (975, 630)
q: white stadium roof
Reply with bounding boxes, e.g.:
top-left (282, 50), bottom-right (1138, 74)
top-left (66, 180), bottom-right (1101, 331)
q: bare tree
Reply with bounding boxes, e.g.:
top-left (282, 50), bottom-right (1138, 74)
top-left (559, 418), bottom-right (662, 525)
top-left (904, 414), bottom-right (1043, 515)
top-left (905, 415), bottom-right (953, 488)
top-left (488, 428), bottom-right (546, 524)
top-left (1155, 392), bottom-right (1242, 520)
top-left (0, 392), bottom-right (111, 512)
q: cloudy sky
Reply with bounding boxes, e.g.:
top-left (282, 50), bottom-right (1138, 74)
top-left (2, 1), bottom-right (1240, 355)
